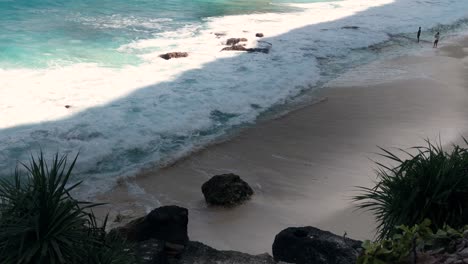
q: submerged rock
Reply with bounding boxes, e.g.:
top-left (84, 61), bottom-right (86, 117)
top-left (159, 52), bottom-right (189, 60)
top-left (113, 205), bottom-right (189, 249)
top-left (201, 173), bottom-right (254, 206)
top-left (247, 47), bottom-right (270, 54)
top-left (221, 46), bottom-right (271, 54)
top-left (272, 226), bottom-right (362, 264)
top-left (342, 26), bottom-right (360, 30)
top-left (226, 38), bottom-right (248, 45)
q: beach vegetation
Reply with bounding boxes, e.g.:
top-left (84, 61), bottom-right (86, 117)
top-left (0, 153), bottom-right (135, 264)
top-left (357, 219), bottom-right (467, 264)
top-left (354, 139), bottom-right (468, 239)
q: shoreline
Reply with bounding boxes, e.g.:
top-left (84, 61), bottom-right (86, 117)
top-left (98, 38), bottom-right (468, 254)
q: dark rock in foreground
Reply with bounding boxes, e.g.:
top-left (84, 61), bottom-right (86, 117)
top-left (176, 241), bottom-right (275, 264)
top-left (201, 173), bottom-right (254, 206)
top-left (272, 226), bottom-right (362, 264)
top-left (159, 52), bottom-right (189, 60)
top-left (226, 38), bottom-right (248, 45)
top-left (135, 239), bottom-right (167, 264)
top-left (114, 205), bottom-right (189, 246)
top-left (255, 33), bottom-right (264, 37)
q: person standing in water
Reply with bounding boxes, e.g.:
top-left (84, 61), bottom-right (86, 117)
top-left (417, 27), bottom-right (421, 42)
top-left (433, 32), bottom-right (440, 48)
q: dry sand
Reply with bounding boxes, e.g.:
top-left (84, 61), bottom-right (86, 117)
top-left (98, 38), bottom-right (468, 254)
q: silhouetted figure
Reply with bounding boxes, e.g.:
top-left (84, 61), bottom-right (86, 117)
top-left (417, 27), bottom-right (421, 43)
top-left (433, 32), bottom-right (440, 48)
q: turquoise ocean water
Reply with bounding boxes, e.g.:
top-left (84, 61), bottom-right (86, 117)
top-left (0, 0), bottom-right (327, 68)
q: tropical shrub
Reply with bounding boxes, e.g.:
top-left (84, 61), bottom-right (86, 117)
top-left (357, 219), bottom-right (467, 264)
top-left (354, 139), bottom-right (468, 239)
top-left (0, 153), bottom-right (135, 264)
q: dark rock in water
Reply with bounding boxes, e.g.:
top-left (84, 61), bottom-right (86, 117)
top-left (272, 226), bottom-right (362, 264)
top-left (247, 48), bottom-right (270, 54)
top-left (255, 33), bottom-right (264, 37)
top-left (221, 45), bottom-right (247, 52)
top-left (159, 52), bottom-right (188, 60)
top-left (113, 205), bottom-right (189, 250)
top-left (175, 241), bottom-right (275, 264)
top-left (201, 173), bottom-right (254, 206)
top-left (226, 38), bottom-right (248, 45)
top-left (64, 105), bottom-right (71, 109)
top-left (342, 26), bottom-right (360, 30)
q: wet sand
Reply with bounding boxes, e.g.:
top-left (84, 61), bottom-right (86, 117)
top-left (99, 38), bottom-right (468, 254)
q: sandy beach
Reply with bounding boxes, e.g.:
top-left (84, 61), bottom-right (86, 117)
top-left (99, 37), bottom-right (468, 254)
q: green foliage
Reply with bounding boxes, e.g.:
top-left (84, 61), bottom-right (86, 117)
top-left (357, 219), bottom-right (467, 264)
top-left (0, 153), bottom-right (136, 264)
top-left (354, 139), bottom-right (468, 239)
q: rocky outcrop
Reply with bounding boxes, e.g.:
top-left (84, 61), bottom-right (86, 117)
top-left (255, 33), bottom-right (264, 37)
top-left (226, 38), bottom-right (248, 45)
top-left (136, 240), bottom-right (275, 264)
top-left (272, 226), bottom-right (362, 264)
top-left (221, 45), bottom-right (247, 51)
top-left (135, 239), bottom-right (167, 264)
top-left (114, 205), bottom-right (188, 246)
top-left (418, 231), bottom-right (468, 264)
top-left (159, 52), bottom-right (188, 60)
top-left (176, 241), bottom-right (275, 264)
top-left (201, 173), bottom-right (254, 206)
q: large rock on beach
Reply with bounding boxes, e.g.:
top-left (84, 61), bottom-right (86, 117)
top-left (272, 226), bottom-right (362, 264)
top-left (159, 52), bottom-right (188, 60)
top-left (226, 38), bottom-right (248, 45)
top-left (201, 173), bottom-right (254, 206)
top-left (255, 33), bottom-right (264, 37)
top-left (113, 205), bottom-right (189, 247)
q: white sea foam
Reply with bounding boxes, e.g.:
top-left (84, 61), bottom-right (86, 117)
top-left (1, 0), bottom-right (467, 197)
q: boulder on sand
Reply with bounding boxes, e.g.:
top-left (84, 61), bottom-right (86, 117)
top-left (201, 173), bottom-right (254, 206)
top-left (272, 226), bottom-right (362, 264)
top-left (159, 52), bottom-right (189, 60)
top-left (255, 33), bottom-right (264, 37)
